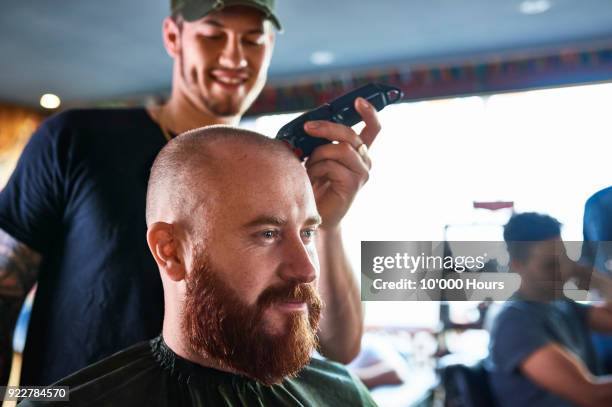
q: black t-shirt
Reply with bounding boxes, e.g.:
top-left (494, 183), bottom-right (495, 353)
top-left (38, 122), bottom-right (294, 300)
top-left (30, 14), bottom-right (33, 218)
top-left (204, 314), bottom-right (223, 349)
top-left (0, 108), bottom-right (168, 385)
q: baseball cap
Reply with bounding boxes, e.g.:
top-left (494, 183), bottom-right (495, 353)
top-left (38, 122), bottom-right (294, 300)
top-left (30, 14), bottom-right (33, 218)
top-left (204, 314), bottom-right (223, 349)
top-left (171, 0), bottom-right (282, 31)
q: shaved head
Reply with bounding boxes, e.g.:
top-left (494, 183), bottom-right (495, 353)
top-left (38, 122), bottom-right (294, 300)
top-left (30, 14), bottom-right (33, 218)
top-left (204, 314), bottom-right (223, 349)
top-left (146, 125), bottom-right (299, 231)
top-left (146, 125), bottom-right (323, 384)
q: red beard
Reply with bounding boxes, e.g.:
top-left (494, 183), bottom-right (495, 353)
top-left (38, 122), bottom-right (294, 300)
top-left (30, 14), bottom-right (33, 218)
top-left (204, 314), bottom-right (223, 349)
top-left (181, 250), bottom-right (323, 385)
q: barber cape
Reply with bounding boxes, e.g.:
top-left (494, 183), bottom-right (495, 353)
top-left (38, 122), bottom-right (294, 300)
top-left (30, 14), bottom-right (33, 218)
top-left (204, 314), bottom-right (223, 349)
top-left (20, 336), bottom-right (377, 406)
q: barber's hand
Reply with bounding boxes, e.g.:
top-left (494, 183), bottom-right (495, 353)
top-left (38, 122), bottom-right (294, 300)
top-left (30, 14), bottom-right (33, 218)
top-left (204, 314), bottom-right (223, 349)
top-left (303, 97), bottom-right (380, 229)
top-left (561, 258), bottom-right (593, 290)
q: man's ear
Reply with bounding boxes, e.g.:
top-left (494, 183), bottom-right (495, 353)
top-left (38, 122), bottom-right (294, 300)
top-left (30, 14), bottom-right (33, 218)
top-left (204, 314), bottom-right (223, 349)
top-left (268, 28), bottom-right (276, 47)
top-left (266, 28), bottom-right (276, 54)
top-left (162, 16), bottom-right (182, 59)
top-left (147, 222), bottom-right (185, 281)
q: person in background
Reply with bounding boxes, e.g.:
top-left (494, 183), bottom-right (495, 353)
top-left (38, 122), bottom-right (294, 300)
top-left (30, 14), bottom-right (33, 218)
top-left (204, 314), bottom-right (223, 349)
top-left (489, 212), bottom-right (612, 407)
top-left (581, 186), bottom-right (612, 373)
top-left (20, 126), bottom-right (377, 407)
top-left (0, 0), bottom-right (379, 385)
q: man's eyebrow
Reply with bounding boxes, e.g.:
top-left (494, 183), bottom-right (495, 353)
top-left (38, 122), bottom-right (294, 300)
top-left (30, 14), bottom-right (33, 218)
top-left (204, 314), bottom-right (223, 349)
top-left (245, 28), bottom-right (265, 35)
top-left (201, 19), bottom-right (264, 34)
top-left (201, 19), bottom-right (224, 27)
top-left (243, 215), bottom-right (287, 229)
top-left (305, 215), bottom-right (322, 226)
top-left (242, 215), bottom-right (322, 229)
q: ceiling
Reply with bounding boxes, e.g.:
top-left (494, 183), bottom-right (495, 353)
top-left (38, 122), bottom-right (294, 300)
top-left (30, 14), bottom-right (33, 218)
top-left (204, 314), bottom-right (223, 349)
top-left (1, 0), bottom-right (612, 108)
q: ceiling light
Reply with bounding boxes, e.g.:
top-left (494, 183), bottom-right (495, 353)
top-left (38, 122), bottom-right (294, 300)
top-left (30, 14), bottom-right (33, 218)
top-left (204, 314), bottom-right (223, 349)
top-left (40, 93), bottom-right (61, 109)
top-left (310, 51), bottom-right (334, 66)
top-left (519, 0), bottom-right (552, 15)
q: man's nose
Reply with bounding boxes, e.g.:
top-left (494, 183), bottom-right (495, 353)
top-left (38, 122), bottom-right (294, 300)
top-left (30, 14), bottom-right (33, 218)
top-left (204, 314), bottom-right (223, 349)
top-left (278, 236), bottom-right (318, 284)
top-left (218, 36), bottom-right (247, 69)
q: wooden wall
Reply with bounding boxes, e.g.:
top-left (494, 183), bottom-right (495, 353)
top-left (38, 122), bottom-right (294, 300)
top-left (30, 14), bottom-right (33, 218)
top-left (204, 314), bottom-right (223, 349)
top-left (0, 105), bottom-right (45, 188)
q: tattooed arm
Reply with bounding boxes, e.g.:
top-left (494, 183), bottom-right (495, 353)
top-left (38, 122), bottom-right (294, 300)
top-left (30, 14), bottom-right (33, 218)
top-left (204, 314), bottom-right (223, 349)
top-left (0, 228), bottom-right (41, 385)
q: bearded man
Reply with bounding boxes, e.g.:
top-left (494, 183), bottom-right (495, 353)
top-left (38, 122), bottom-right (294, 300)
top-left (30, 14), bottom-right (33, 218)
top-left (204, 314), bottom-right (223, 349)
top-left (18, 126), bottom-right (377, 406)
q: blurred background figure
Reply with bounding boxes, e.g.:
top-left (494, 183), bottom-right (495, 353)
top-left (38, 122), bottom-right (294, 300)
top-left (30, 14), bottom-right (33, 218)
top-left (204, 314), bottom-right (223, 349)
top-left (581, 186), bottom-right (612, 375)
top-left (489, 213), bottom-right (612, 407)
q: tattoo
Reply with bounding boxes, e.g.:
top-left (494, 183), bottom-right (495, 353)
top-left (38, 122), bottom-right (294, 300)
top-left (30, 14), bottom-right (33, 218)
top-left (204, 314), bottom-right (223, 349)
top-left (0, 230), bottom-right (40, 298)
top-left (0, 228), bottom-right (41, 385)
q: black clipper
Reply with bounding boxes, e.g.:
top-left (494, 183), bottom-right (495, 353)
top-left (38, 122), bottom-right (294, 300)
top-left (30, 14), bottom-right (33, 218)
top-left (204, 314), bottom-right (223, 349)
top-left (276, 83), bottom-right (403, 160)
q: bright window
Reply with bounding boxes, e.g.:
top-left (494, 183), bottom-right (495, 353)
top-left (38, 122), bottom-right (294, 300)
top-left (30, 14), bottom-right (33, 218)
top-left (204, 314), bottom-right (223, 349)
top-left (243, 82), bottom-right (612, 328)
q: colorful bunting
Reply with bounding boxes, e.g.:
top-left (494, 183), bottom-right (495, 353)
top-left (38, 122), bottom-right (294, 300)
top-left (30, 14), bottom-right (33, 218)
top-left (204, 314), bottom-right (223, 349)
top-left (247, 46), bottom-right (612, 116)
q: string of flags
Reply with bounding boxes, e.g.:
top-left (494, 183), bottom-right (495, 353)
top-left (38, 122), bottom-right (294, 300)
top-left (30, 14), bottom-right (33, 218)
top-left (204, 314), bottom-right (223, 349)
top-left (247, 46), bottom-right (612, 116)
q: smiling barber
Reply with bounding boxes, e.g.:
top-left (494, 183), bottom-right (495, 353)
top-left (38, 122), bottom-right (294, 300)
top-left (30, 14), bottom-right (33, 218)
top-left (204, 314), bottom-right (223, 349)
top-left (0, 0), bottom-right (380, 386)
